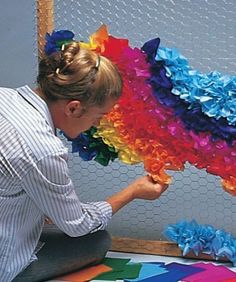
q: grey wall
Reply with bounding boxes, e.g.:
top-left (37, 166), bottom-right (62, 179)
top-left (0, 0), bottom-right (36, 88)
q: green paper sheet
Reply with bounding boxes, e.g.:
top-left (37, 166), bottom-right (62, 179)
top-left (102, 257), bottom-right (131, 270)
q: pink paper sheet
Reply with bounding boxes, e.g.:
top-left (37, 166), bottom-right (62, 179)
top-left (183, 263), bottom-right (236, 282)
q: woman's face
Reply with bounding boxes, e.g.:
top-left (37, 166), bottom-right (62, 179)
top-left (52, 98), bottom-right (117, 139)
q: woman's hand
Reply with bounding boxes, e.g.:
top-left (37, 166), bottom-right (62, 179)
top-left (129, 175), bottom-right (168, 200)
top-left (106, 175), bottom-right (168, 215)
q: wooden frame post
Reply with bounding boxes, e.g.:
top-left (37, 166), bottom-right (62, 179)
top-left (37, 0), bottom-right (54, 60)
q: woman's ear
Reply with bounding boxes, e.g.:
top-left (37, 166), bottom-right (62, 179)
top-left (64, 100), bottom-right (85, 118)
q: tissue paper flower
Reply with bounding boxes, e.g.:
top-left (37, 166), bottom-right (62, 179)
top-left (45, 25), bottom-right (236, 195)
top-left (164, 220), bottom-right (236, 266)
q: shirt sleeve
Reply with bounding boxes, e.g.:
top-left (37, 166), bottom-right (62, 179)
top-left (20, 152), bottom-right (112, 237)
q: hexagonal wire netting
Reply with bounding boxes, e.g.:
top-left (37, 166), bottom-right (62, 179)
top-left (51, 0), bottom-right (236, 241)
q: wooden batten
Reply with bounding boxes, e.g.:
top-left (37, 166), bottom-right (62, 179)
top-left (111, 237), bottom-right (229, 263)
top-left (37, 0), bottom-right (54, 60)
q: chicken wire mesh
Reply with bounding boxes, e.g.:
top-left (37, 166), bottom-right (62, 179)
top-left (39, 0), bottom-right (236, 241)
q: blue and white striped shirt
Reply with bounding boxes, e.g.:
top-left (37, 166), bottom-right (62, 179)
top-left (0, 85), bottom-right (112, 281)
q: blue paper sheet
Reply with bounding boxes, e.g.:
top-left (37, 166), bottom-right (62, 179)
top-left (125, 263), bottom-right (168, 281)
top-left (138, 262), bottom-right (205, 282)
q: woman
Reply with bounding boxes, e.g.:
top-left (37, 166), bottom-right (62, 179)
top-left (0, 40), bottom-right (168, 281)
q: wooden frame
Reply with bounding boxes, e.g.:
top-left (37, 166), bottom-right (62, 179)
top-left (36, 1), bottom-right (230, 265)
top-left (111, 237), bottom-right (229, 262)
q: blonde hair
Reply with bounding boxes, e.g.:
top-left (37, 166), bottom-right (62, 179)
top-left (37, 41), bottom-right (123, 106)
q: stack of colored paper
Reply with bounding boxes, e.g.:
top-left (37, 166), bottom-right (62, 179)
top-left (57, 257), bottom-right (236, 282)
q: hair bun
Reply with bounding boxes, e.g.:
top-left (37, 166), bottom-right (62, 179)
top-left (61, 41), bottom-right (81, 67)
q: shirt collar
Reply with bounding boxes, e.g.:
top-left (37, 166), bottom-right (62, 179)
top-left (16, 85), bottom-right (55, 133)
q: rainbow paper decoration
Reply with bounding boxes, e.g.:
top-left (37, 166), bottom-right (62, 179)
top-left (45, 25), bottom-right (236, 195)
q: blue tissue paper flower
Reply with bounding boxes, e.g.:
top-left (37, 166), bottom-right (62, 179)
top-left (142, 40), bottom-right (236, 144)
top-left (156, 46), bottom-right (236, 125)
top-left (44, 30), bottom-right (75, 55)
top-left (68, 127), bottom-right (118, 166)
top-left (164, 220), bottom-right (236, 266)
